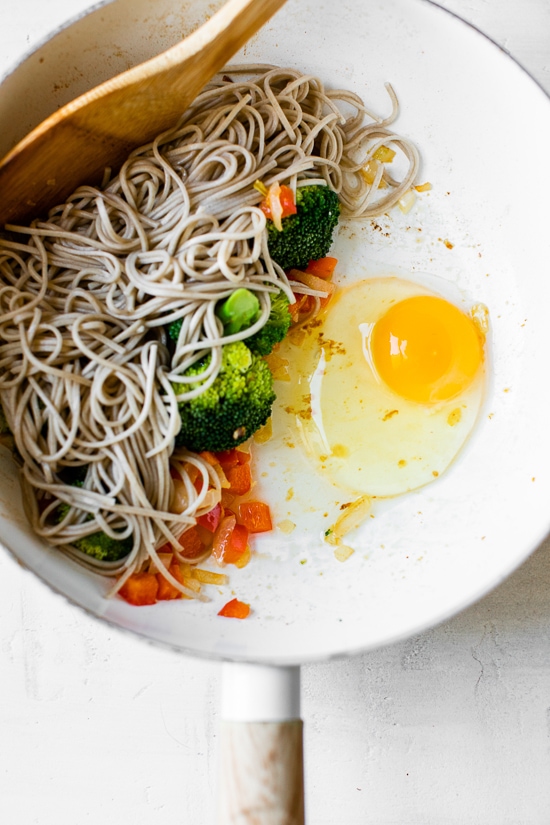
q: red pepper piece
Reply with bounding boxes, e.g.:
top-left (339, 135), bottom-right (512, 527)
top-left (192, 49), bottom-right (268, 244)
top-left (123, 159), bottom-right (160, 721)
top-left (223, 523), bottom-right (249, 565)
top-left (178, 525), bottom-right (206, 559)
top-left (196, 501), bottom-right (223, 533)
top-left (218, 598), bottom-right (251, 619)
top-left (305, 256), bottom-right (338, 279)
top-left (157, 562), bottom-right (185, 601)
top-left (237, 501), bottom-right (273, 533)
top-left (260, 183), bottom-right (297, 224)
top-left (226, 462), bottom-right (252, 495)
top-left (119, 572), bottom-right (159, 606)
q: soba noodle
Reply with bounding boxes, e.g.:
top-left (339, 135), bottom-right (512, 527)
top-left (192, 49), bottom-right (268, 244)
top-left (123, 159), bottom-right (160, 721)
top-left (0, 66), bottom-right (419, 597)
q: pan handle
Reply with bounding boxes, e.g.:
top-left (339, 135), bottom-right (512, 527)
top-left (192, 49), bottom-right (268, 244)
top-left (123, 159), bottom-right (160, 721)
top-left (218, 662), bottom-right (304, 824)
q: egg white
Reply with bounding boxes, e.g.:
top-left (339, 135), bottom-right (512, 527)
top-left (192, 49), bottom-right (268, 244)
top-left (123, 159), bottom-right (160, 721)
top-left (275, 276), bottom-right (487, 499)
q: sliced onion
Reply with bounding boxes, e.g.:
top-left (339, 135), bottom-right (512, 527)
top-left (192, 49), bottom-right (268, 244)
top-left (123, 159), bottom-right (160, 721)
top-left (325, 494), bottom-right (372, 544)
top-left (268, 182), bottom-right (284, 231)
top-left (398, 188), bottom-right (417, 214)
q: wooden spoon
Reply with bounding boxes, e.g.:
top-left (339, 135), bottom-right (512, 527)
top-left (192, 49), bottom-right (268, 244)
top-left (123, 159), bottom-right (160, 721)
top-left (0, 0), bottom-right (287, 226)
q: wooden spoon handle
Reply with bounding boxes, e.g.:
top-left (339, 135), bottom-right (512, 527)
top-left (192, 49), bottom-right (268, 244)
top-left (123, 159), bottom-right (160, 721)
top-left (0, 0), bottom-right (287, 225)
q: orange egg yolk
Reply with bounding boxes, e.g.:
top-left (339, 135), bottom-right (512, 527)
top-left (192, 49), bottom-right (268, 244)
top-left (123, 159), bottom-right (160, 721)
top-left (370, 295), bottom-right (483, 403)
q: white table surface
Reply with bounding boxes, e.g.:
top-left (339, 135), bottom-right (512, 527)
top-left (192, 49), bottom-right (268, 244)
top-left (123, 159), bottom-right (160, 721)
top-left (1, 1), bottom-right (550, 823)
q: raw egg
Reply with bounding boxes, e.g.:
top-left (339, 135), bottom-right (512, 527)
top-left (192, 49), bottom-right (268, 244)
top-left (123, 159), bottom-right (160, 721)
top-left (275, 276), bottom-right (487, 499)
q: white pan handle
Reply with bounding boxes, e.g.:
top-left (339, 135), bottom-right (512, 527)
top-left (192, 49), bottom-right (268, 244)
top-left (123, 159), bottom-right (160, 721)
top-left (218, 662), bottom-right (304, 824)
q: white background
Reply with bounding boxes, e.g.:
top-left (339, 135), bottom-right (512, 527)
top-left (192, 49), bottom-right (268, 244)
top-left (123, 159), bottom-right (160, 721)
top-left (1, 1), bottom-right (550, 823)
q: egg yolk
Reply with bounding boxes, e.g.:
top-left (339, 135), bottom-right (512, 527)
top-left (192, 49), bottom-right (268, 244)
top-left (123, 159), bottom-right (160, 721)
top-left (370, 295), bottom-right (483, 403)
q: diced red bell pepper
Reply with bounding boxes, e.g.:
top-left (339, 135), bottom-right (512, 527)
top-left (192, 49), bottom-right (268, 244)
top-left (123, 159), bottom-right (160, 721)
top-left (213, 448), bottom-right (250, 470)
top-left (221, 489), bottom-right (236, 509)
top-left (213, 450), bottom-right (239, 470)
top-left (119, 572), bottom-right (159, 606)
top-left (305, 256), bottom-right (338, 279)
top-left (157, 562), bottom-right (185, 601)
top-left (226, 462), bottom-right (252, 496)
top-left (178, 525), bottom-right (205, 559)
top-left (218, 598), bottom-right (250, 619)
top-left (260, 183), bottom-right (297, 226)
top-left (278, 185), bottom-right (297, 217)
top-left (196, 501), bottom-right (223, 533)
top-left (198, 450), bottom-right (220, 467)
top-left (224, 523), bottom-right (249, 564)
top-left (237, 501), bottom-right (273, 533)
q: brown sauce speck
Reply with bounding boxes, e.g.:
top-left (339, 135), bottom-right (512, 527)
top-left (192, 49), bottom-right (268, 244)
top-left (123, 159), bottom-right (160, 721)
top-left (382, 409), bottom-right (399, 421)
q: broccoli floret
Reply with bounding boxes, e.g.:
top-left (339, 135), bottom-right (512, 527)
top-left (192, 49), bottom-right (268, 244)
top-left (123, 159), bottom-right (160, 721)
top-left (57, 479), bottom-right (133, 562)
top-left (168, 289), bottom-right (262, 345)
top-left (266, 184), bottom-right (341, 271)
top-left (246, 290), bottom-right (292, 355)
top-left (168, 318), bottom-right (182, 343)
top-left (173, 341), bottom-right (275, 452)
top-left (216, 288), bottom-right (260, 335)
top-left (211, 288), bottom-right (291, 356)
top-left (68, 529), bottom-right (133, 562)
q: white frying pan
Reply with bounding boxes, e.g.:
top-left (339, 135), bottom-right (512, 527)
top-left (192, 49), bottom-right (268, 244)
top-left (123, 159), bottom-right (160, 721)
top-left (1, 0), bottom-right (550, 820)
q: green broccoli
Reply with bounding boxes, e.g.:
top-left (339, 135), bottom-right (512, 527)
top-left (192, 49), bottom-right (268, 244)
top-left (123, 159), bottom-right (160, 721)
top-left (210, 288), bottom-right (292, 356)
top-left (56, 478), bottom-right (133, 562)
top-left (169, 288), bottom-right (290, 357)
top-left (67, 528), bottom-right (133, 562)
top-left (168, 318), bottom-right (183, 344)
top-left (266, 184), bottom-right (341, 271)
top-left (173, 341), bottom-right (275, 452)
top-left (246, 290), bottom-right (292, 355)
top-left (168, 290), bottom-right (261, 344)
top-left (216, 288), bottom-right (260, 335)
